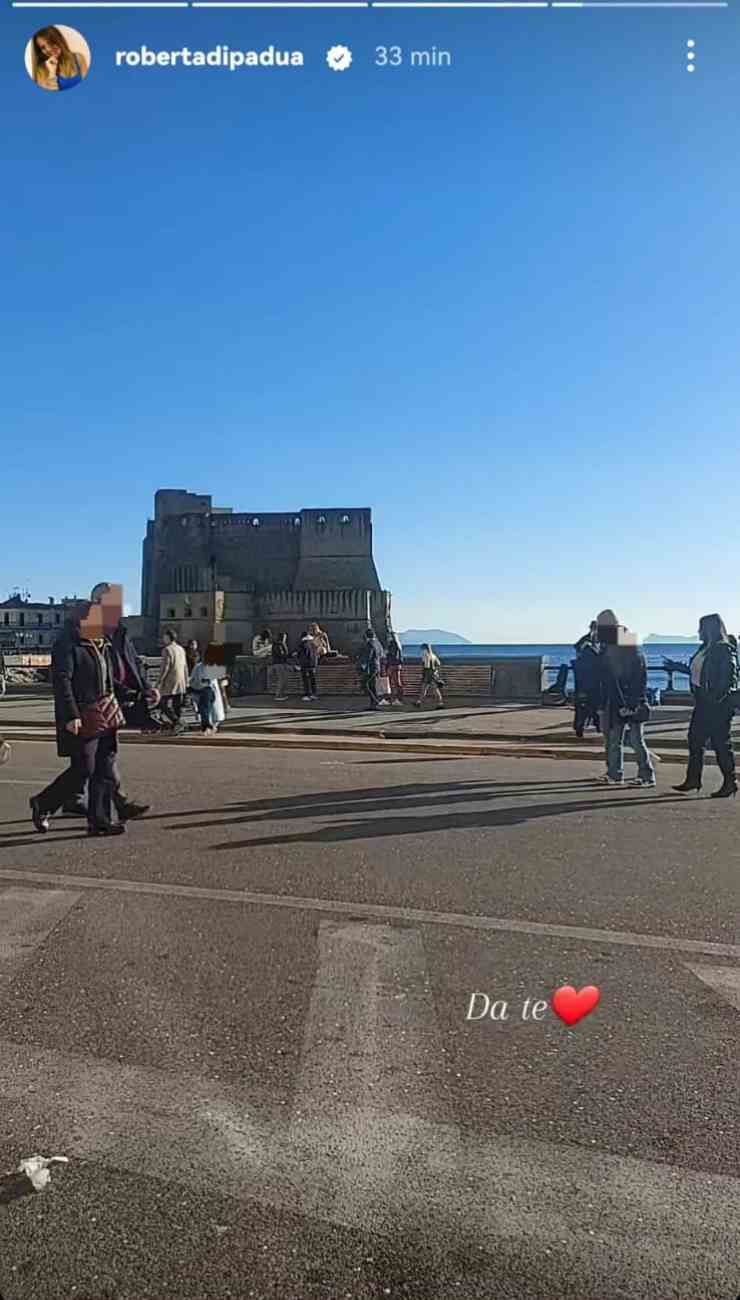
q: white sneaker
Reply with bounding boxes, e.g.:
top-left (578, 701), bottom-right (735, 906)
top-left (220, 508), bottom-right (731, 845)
top-left (302, 696), bottom-right (312, 702)
top-left (600, 775), bottom-right (624, 786)
top-left (378, 699), bottom-right (390, 707)
top-left (629, 777), bottom-right (657, 787)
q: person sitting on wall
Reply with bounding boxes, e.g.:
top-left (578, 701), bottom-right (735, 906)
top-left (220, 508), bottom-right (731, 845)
top-left (252, 628), bottom-right (273, 659)
top-left (308, 623), bottom-right (334, 658)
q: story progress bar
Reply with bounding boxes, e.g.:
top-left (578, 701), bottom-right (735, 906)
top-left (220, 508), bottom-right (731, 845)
top-left (11, 1), bottom-right (729, 7)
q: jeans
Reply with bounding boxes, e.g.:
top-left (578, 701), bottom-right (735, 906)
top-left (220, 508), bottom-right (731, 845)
top-left (36, 732), bottom-right (121, 827)
top-left (193, 686), bottom-right (217, 731)
top-left (301, 668), bottom-right (317, 697)
top-left (687, 698), bottom-right (736, 784)
top-left (362, 672), bottom-right (381, 708)
top-left (605, 721), bottom-right (655, 782)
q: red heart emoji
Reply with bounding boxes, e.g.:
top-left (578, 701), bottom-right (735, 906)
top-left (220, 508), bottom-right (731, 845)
top-left (551, 985), bottom-right (601, 1026)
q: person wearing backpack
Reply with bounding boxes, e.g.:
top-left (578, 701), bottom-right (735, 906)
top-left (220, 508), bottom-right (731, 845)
top-left (673, 614), bottom-right (738, 799)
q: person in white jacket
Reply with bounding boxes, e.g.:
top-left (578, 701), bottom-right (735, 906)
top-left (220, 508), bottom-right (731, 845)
top-left (159, 630), bottom-right (189, 733)
top-left (189, 655), bottom-right (226, 735)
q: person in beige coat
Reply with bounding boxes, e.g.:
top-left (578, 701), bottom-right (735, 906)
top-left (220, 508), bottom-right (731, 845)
top-left (159, 630), bottom-right (189, 733)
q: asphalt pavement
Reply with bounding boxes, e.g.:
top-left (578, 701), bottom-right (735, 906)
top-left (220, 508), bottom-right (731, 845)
top-left (0, 740), bottom-right (737, 1300)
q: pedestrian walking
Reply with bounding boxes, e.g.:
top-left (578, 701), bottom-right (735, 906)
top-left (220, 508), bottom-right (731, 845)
top-left (111, 622), bottom-right (161, 734)
top-left (415, 643), bottom-right (445, 709)
top-left (385, 634), bottom-right (405, 705)
top-left (189, 652), bottom-right (225, 735)
top-left (29, 610), bottom-right (134, 836)
top-left (673, 614), bottom-right (738, 799)
top-left (573, 631), bottom-right (601, 737)
top-left (271, 632), bottom-right (291, 701)
top-left (596, 611), bottom-right (655, 788)
top-left (0, 650), bottom-right (6, 698)
top-left (297, 631), bottom-right (319, 701)
top-left (185, 639), bottom-right (199, 673)
top-left (358, 629), bottom-right (385, 710)
top-left (158, 629), bottom-right (189, 733)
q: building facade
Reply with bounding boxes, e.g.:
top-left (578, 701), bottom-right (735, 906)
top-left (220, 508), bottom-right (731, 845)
top-left (0, 596), bottom-right (69, 652)
top-left (135, 489), bottom-right (391, 653)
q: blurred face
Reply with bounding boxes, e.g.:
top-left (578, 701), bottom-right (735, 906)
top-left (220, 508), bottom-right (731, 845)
top-left (37, 35), bottom-right (61, 60)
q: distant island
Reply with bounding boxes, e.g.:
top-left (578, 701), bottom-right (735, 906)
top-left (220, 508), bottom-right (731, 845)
top-left (644, 634), bottom-right (699, 644)
top-left (398, 629), bottom-right (472, 645)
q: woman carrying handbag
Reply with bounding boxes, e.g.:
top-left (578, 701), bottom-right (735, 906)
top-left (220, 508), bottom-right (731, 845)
top-left (30, 611), bottom-right (128, 836)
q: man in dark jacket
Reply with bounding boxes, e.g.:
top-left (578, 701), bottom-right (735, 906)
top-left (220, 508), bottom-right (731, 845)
top-left (358, 629), bottom-right (382, 711)
top-left (573, 639), bottom-right (601, 737)
top-left (297, 632), bottom-right (319, 701)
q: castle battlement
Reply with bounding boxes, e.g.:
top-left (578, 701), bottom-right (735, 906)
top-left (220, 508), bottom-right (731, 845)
top-left (140, 489), bottom-right (390, 654)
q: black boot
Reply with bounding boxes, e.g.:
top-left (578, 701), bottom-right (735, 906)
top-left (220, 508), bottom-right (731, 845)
top-left (710, 777), bottom-right (738, 799)
top-left (29, 796), bottom-right (50, 833)
top-left (673, 779), bottom-right (702, 793)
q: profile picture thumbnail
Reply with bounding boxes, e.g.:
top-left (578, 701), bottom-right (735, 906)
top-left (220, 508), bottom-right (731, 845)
top-left (25, 25), bottom-right (91, 93)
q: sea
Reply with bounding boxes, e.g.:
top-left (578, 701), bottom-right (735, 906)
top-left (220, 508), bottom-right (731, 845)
top-left (400, 643), bottom-right (699, 691)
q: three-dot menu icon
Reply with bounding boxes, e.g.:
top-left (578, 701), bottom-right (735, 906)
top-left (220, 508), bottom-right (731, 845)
top-left (687, 38), bottom-right (696, 72)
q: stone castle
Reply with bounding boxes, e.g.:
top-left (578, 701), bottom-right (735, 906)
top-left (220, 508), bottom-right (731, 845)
top-left (134, 489), bottom-right (391, 653)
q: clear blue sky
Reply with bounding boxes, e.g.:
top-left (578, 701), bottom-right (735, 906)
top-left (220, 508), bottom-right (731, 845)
top-left (3, 8), bottom-right (738, 640)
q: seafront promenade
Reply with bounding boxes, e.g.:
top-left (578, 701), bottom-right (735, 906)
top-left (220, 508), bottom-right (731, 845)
top-left (1, 689), bottom-right (738, 767)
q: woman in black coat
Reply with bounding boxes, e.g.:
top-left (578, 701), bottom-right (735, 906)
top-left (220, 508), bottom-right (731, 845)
top-left (674, 614), bottom-right (738, 799)
top-left (30, 620), bottom-right (127, 835)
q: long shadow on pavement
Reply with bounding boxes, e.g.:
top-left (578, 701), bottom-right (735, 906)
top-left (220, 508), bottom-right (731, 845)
top-left (198, 791), bottom-right (692, 851)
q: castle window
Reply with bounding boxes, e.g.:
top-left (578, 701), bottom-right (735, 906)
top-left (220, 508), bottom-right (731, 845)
top-left (167, 607), bottom-right (176, 619)
top-left (251, 517), bottom-right (261, 527)
top-left (184, 604), bottom-right (192, 618)
top-left (292, 516), bottom-right (302, 527)
top-left (317, 515), bottom-right (327, 526)
top-left (340, 514), bottom-right (350, 525)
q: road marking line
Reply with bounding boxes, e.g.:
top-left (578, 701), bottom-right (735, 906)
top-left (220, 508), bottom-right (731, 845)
top-left (1, 946), bottom-right (738, 1288)
top-left (282, 922), bottom-right (453, 1224)
top-left (0, 887), bottom-right (80, 971)
top-left (685, 963), bottom-right (740, 1011)
top-left (0, 869), bottom-right (735, 957)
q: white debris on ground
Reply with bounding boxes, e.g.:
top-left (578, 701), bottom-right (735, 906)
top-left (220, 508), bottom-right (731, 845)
top-left (17, 1155), bottom-right (69, 1192)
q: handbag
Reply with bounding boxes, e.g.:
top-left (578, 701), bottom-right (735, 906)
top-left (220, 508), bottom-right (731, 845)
top-left (376, 674), bottom-right (390, 697)
top-left (79, 694), bottom-right (126, 740)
